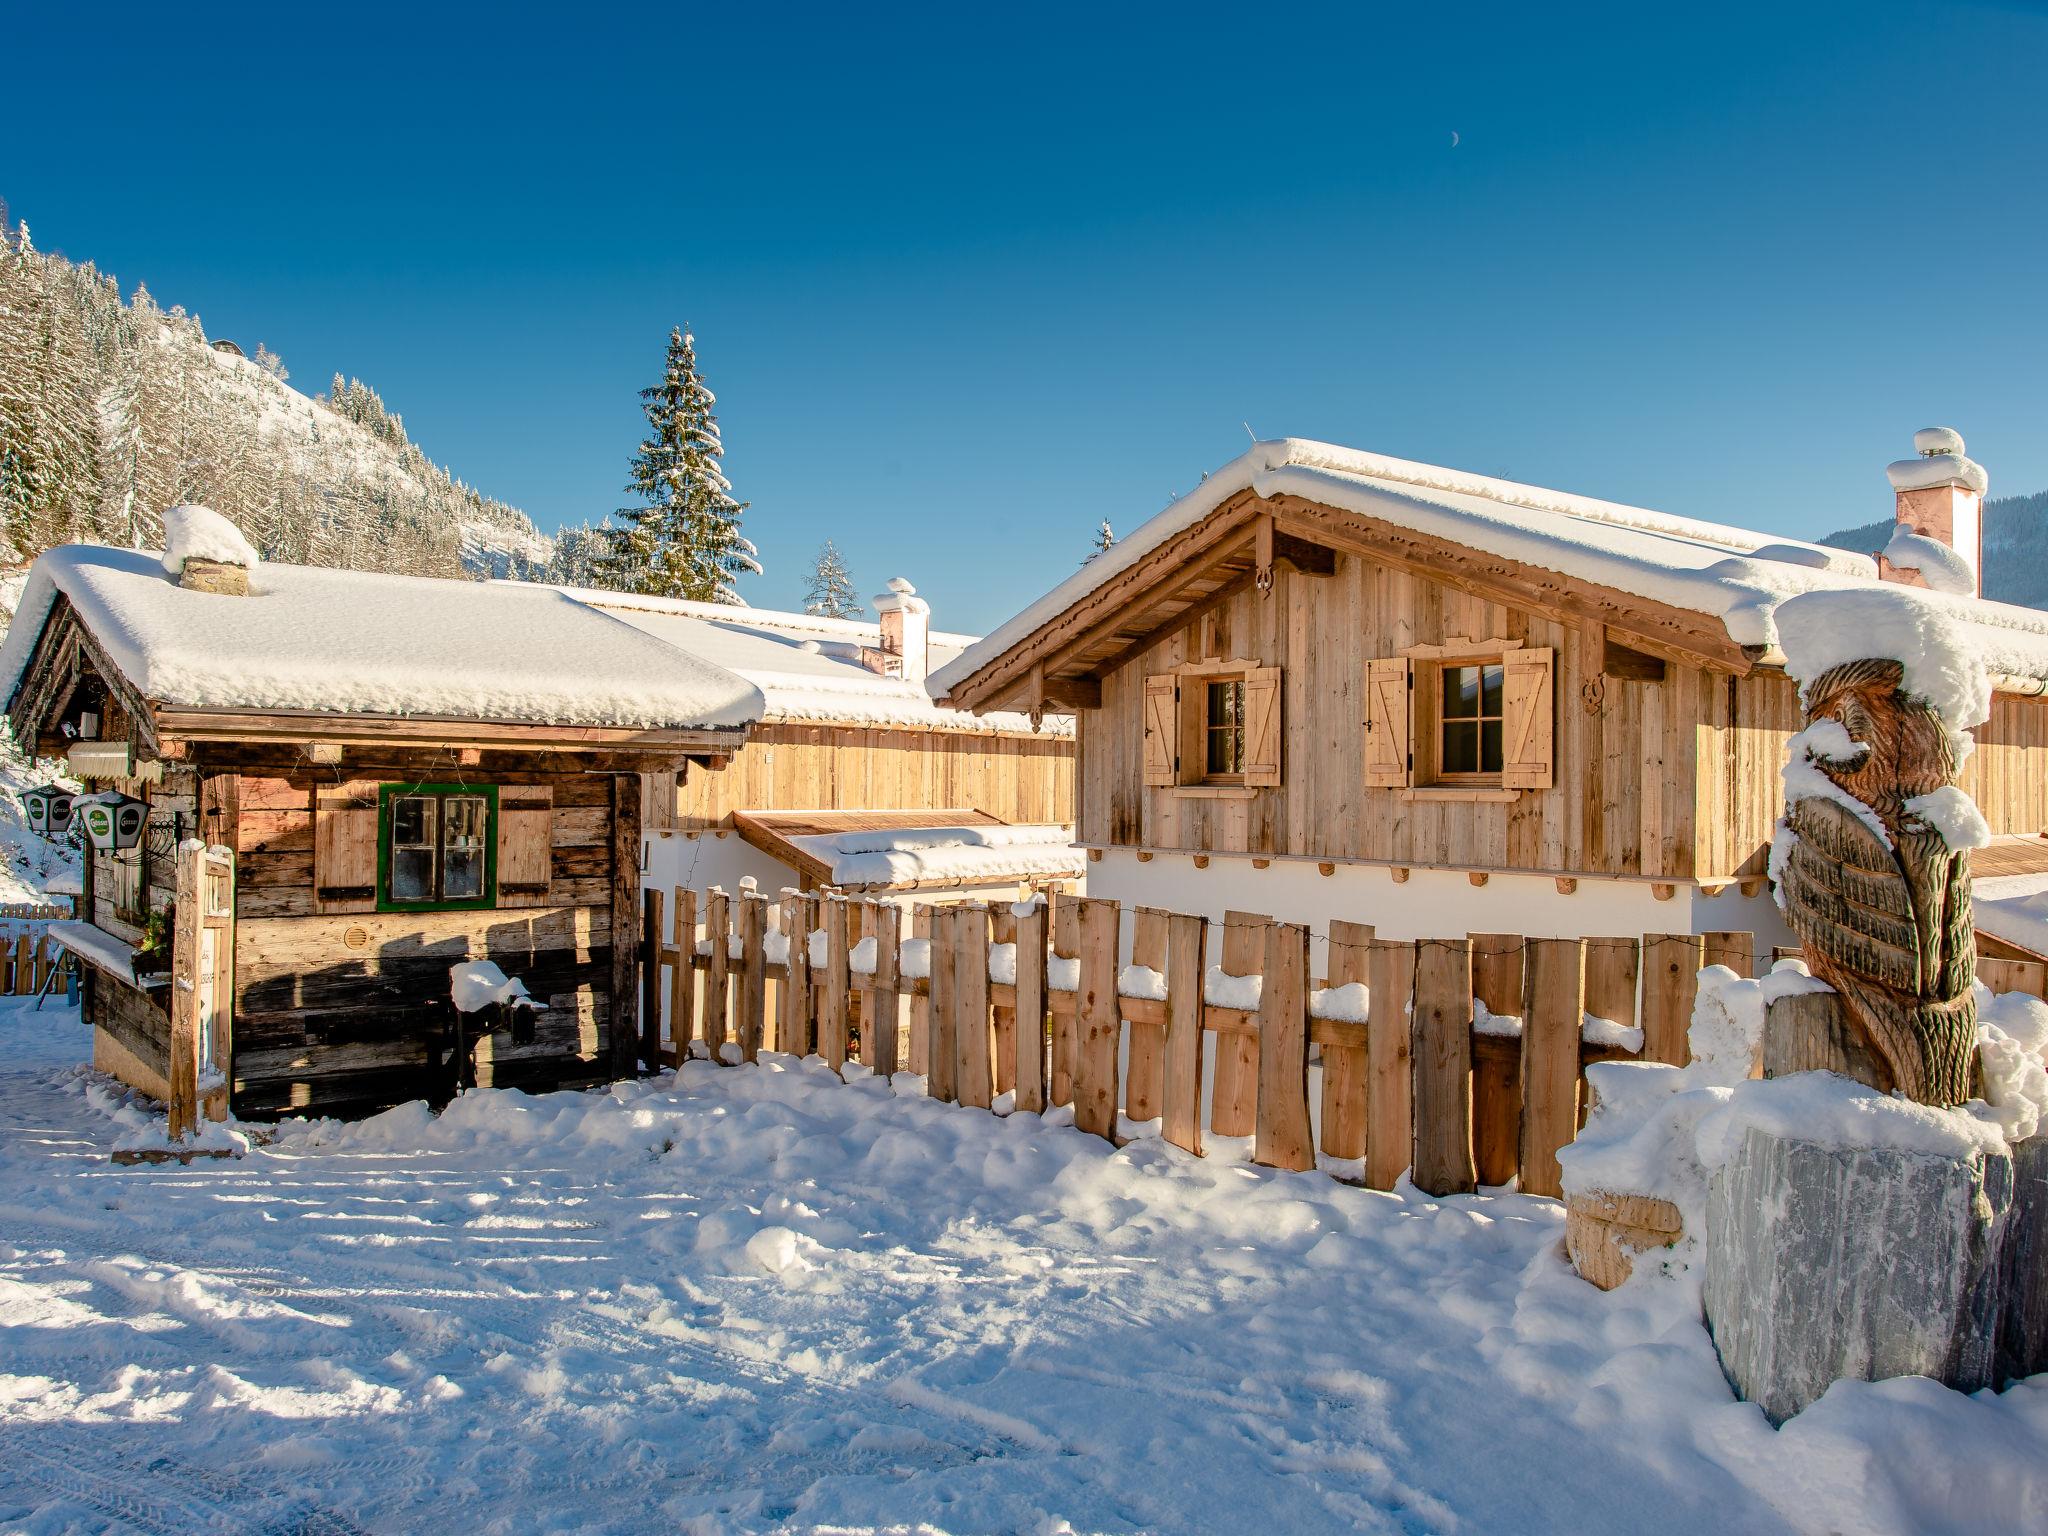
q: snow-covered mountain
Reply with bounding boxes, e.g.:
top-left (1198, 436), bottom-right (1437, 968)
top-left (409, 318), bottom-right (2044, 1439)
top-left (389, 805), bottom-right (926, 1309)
top-left (1822, 491), bottom-right (2048, 610)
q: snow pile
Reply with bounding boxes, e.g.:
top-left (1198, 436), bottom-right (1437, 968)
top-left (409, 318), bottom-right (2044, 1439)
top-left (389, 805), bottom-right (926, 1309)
top-left (1975, 985), bottom-right (2048, 1143)
top-left (159, 503), bottom-right (261, 576)
top-left (898, 937), bottom-right (933, 979)
top-left (988, 941), bottom-right (1018, 985)
top-left (1205, 966), bottom-right (1262, 1011)
top-left (1693, 1072), bottom-right (2008, 1170)
top-left (1472, 999), bottom-right (1522, 1037)
top-left (448, 959), bottom-right (541, 1014)
top-left (1118, 963), bottom-right (1167, 1001)
top-left (1773, 584), bottom-right (1992, 733)
top-left (1309, 981), bottom-right (1369, 1023)
top-left (788, 823), bottom-right (1082, 889)
top-left (1902, 785), bottom-right (1992, 850)
top-left (1882, 524), bottom-right (1975, 597)
top-left (1581, 1014), bottom-right (1643, 1054)
top-left (1973, 869), bottom-right (2048, 959)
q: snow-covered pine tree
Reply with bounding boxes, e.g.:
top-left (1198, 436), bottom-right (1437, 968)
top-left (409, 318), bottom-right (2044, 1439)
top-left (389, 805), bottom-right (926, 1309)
top-left (803, 540), bottom-right (860, 619)
top-left (600, 327), bottom-right (760, 602)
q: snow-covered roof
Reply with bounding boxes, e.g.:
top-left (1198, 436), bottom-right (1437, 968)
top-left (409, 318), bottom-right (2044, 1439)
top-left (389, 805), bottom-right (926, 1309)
top-left (782, 822), bottom-right (1083, 890)
top-left (564, 587), bottom-right (1072, 737)
top-left (0, 544), bottom-right (765, 732)
top-left (930, 437), bottom-right (2048, 699)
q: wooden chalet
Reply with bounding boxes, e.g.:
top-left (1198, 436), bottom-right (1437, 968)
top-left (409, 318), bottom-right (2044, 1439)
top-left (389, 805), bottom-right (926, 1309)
top-left (932, 433), bottom-right (2048, 943)
top-left (0, 527), bottom-right (759, 1118)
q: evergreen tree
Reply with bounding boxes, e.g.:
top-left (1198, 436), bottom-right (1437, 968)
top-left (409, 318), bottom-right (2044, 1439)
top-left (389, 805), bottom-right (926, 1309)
top-left (1085, 517), bottom-right (1115, 563)
top-left (803, 539), bottom-right (860, 618)
top-left (601, 327), bottom-right (760, 602)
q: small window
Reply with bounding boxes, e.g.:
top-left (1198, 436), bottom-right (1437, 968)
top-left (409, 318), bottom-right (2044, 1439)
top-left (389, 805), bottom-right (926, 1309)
top-left (379, 784), bottom-right (498, 910)
top-left (1438, 662), bottom-right (1504, 778)
top-left (1203, 679), bottom-right (1245, 780)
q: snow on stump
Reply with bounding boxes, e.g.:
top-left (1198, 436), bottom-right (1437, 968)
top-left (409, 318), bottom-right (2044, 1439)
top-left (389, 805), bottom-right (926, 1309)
top-left (1702, 1103), bottom-right (2013, 1426)
top-left (1563, 1187), bottom-right (1684, 1291)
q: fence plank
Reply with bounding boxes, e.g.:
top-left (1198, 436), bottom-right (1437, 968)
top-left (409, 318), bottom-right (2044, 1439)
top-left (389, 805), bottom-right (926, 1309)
top-left (1211, 911), bottom-right (1265, 1137)
top-left (1703, 930), bottom-right (1755, 978)
top-left (168, 846), bottom-right (203, 1140)
top-left (1365, 941), bottom-right (1416, 1191)
top-left (821, 897), bottom-right (851, 1072)
top-left (1979, 956), bottom-right (2048, 1000)
top-left (1319, 920), bottom-right (1373, 1161)
top-left (1411, 939), bottom-right (1475, 1197)
top-left (1640, 933), bottom-right (1703, 1067)
top-left (1013, 901), bottom-right (1048, 1112)
top-left (1468, 931), bottom-right (1524, 1186)
top-left (1049, 892), bottom-right (1080, 1108)
top-left (671, 887), bottom-right (697, 1059)
top-left (1520, 938), bottom-right (1585, 1199)
top-left (703, 890), bottom-right (731, 1059)
top-left (1162, 911), bottom-right (1206, 1156)
top-left (1254, 921), bottom-right (1314, 1172)
top-left (955, 904), bottom-right (993, 1108)
top-left (869, 901), bottom-right (902, 1074)
top-left (780, 894), bottom-right (810, 1059)
top-left (1583, 937), bottom-right (1640, 1042)
top-left (738, 893), bottom-right (767, 1063)
top-left (641, 887), bottom-right (663, 1071)
top-left (15, 934), bottom-right (32, 996)
top-left (909, 904), bottom-right (932, 1076)
top-left (1124, 907), bottom-right (1169, 1122)
top-left (1073, 898), bottom-right (1121, 1141)
top-left (990, 904), bottom-right (1017, 1097)
top-left (929, 905), bottom-right (959, 1102)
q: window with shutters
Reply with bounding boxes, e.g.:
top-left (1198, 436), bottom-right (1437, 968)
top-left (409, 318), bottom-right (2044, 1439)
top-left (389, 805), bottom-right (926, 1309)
top-left (376, 783), bottom-right (499, 912)
top-left (1366, 642), bottom-right (1555, 795)
top-left (1143, 660), bottom-right (1281, 792)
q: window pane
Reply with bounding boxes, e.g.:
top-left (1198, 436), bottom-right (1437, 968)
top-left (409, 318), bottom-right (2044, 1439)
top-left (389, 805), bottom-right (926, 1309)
top-left (442, 796), bottom-right (487, 850)
top-left (392, 795), bottom-right (436, 847)
top-left (444, 848), bottom-right (485, 899)
top-left (1481, 664), bottom-right (1503, 718)
top-left (1481, 720), bottom-right (1503, 773)
top-left (1442, 720), bottom-right (1480, 775)
top-left (1442, 665), bottom-right (1481, 721)
top-left (1207, 725), bottom-right (1242, 775)
top-left (391, 846), bottom-right (436, 901)
top-left (1207, 681), bottom-right (1241, 728)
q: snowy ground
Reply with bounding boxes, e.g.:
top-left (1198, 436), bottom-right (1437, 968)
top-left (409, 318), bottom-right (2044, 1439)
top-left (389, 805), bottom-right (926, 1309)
top-left (3, 1001), bottom-right (2045, 1535)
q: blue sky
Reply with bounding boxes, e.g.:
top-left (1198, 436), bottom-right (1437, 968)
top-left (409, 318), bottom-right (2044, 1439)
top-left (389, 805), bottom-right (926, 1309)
top-left (11, 1), bottom-right (2047, 629)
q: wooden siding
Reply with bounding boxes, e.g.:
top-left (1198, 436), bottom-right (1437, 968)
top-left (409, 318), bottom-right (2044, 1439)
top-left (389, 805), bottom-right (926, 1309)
top-left (649, 723), bottom-right (1073, 831)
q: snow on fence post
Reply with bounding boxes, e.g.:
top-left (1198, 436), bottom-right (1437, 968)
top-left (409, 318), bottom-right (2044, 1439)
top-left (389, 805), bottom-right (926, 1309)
top-left (704, 890), bottom-right (731, 1060)
top-left (779, 894), bottom-right (810, 1060)
top-left (640, 887), bottom-right (664, 1072)
top-left (1013, 900), bottom-right (1049, 1114)
top-left (1211, 912), bottom-right (1263, 1138)
top-left (738, 893), bottom-right (768, 1063)
top-left (821, 896), bottom-right (851, 1074)
top-left (1411, 938), bottom-right (1476, 1197)
top-left (1048, 893), bottom-right (1080, 1108)
top-left (1318, 920), bottom-right (1373, 1161)
top-left (990, 903), bottom-right (1017, 1097)
top-left (1123, 906), bottom-right (1168, 1122)
top-left (1161, 911), bottom-right (1207, 1156)
top-left (1468, 932), bottom-right (1524, 1186)
top-left (1640, 933), bottom-right (1704, 1067)
top-left (1073, 897), bottom-right (1121, 1141)
top-left (1254, 921), bottom-right (1314, 1173)
top-left (908, 904), bottom-right (932, 1077)
top-left (954, 903), bottom-right (992, 1109)
top-left (1365, 940), bottom-right (1416, 1191)
top-left (671, 887), bottom-right (698, 1060)
top-left (1519, 939), bottom-right (1585, 1199)
top-left (867, 901), bottom-right (903, 1077)
top-left (928, 905), bottom-right (958, 1102)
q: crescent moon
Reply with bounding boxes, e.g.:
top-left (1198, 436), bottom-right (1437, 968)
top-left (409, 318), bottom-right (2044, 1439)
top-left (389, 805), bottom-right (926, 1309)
top-left (1451, 131), bottom-right (1460, 147)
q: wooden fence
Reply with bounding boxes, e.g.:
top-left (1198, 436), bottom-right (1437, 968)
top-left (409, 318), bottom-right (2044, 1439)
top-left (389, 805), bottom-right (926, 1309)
top-left (0, 904), bottom-right (70, 996)
top-left (641, 888), bottom-right (2047, 1197)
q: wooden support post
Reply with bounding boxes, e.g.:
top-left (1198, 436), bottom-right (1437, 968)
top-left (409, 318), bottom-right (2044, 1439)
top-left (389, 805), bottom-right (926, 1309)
top-left (1162, 911), bottom-right (1207, 1156)
top-left (671, 887), bottom-right (697, 1060)
top-left (955, 903), bottom-right (992, 1108)
top-left (1123, 906), bottom-right (1168, 1122)
top-left (1013, 900), bottom-right (1049, 1113)
top-left (909, 904), bottom-right (933, 1077)
top-left (1254, 921), bottom-right (1314, 1172)
top-left (781, 894), bottom-right (812, 1059)
top-left (738, 892), bottom-right (767, 1063)
top-left (204, 850), bottom-right (235, 1124)
top-left (870, 901), bottom-right (903, 1076)
top-left (608, 776), bottom-right (642, 1081)
top-left (1318, 920), bottom-right (1372, 1161)
top-left (1073, 897), bottom-right (1121, 1141)
top-left (821, 896), bottom-right (851, 1073)
top-left (168, 844), bottom-right (204, 1141)
top-left (1411, 939), bottom-right (1476, 1197)
top-left (1467, 931), bottom-right (1524, 1186)
top-left (1211, 910), bottom-right (1264, 1137)
top-left (1703, 930), bottom-right (1756, 979)
top-left (990, 903), bottom-right (1017, 1097)
top-left (1366, 940), bottom-right (1416, 1191)
top-left (1640, 933), bottom-right (1704, 1067)
top-left (929, 905), bottom-right (958, 1102)
top-left (1049, 892), bottom-right (1080, 1108)
top-left (1520, 938), bottom-right (1585, 1199)
top-left (704, 889), bottom-right (730, 1060)
top-left (641, 886), bottom-right (664, 1072)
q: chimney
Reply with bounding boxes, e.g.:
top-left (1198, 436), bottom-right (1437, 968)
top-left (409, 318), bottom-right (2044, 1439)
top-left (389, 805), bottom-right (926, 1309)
top-left (1883, 427), bottom-right (1986, 596)
top-left (178, 557), bottom-right (250, 597)
top-left (873, 577), bottom-right (931, 685)
top-left (161, 504), bottom-right (259, 596)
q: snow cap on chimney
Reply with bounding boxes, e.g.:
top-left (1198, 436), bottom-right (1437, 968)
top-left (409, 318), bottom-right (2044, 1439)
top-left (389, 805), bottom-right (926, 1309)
top-left (160, 504), bottom-right (260, 596)
top-left (1881, 428), bottom-right (1985, 597)
top-left (872, 577), bottom-right (931, 686)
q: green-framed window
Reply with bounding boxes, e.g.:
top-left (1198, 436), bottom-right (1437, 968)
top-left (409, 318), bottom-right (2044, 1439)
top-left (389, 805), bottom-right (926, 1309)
top-left (377, 783), bottom-right (498, 912)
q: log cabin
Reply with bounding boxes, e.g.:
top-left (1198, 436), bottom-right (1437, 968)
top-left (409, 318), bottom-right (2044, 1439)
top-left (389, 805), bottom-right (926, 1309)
top-left (931, 432), bottom-right (2048, 951)
top-left (575, 580), bottom-right (1082, 902)
top-left (0, 516), bottom-right (759, 1118)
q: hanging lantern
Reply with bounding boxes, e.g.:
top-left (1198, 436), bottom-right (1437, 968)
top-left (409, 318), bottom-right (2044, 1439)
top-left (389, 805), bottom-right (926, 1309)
top-left (20, 784), bottom-right (75, 840)
top-left (74, 791), bottom-right (148, 851)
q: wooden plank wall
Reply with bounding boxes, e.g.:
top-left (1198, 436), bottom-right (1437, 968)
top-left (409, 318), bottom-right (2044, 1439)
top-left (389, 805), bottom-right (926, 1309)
top-left (649, 722), bottom-right (1074, 832)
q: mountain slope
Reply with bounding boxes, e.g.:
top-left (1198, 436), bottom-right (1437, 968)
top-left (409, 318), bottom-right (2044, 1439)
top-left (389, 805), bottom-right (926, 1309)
top-left (1821, 491), bottom-right (2047, 610)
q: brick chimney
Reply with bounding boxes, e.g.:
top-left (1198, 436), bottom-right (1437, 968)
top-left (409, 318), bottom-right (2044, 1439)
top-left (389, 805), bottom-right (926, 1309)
top-left (1883, 427), bottom-right (1986, 596)
top-left (872, 577), bottom-right (931, 685)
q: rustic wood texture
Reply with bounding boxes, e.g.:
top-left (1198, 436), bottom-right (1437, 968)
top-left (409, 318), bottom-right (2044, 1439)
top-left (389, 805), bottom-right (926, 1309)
top-left (1640, 933), bottom-right (1704, 1067)
top-left (1012, 901), bottom-right (1048, 1112)
top-left (1520, 938), bottom-right (1585, 1199)
top-left (1162, 910), bottom-right (1207, 1156)
top-left (1210, 910), bottom-right (1263, 1137)
top-left (1254, 921), bottom-right (1314, 1172)
top-left (1468, 931), bottom-right (1523, 1186)
top-left (609, 776), bottom-right (640, 1080)
top-left (821, 897), bottom-right (852, 1073)
top-left (869, 900), bottom-right (903, 1076)
top-left (737, 892), bottom-right (767, 1063)
top-left (1365, 941), bottom-right (1416, 1190)
top-left (908, 903), bottom-right (932, 1077)
top-left (1410, 940), bottom-right (1475, 1196)
top-left (1049, 893), bottom-right (1079, 1107)
top-left (1318, 920), bottom-right (1373, 1161)
top-left (1702, 930), bottom-right (1754, 977)
top-left (640, 887), bottom-right (663, 1071)
top-left (671, 887), bottom-right (698, 1058)
top-left (928, 904), bottom-right (958, 1102)
top-left (1123, 907), bottom-right (1168, 1121)
top-left (704, 890), bottom-right (731, 1059)
top-left (954, 904), bottom-right (993, 1109)
top-left (1762, 988), bottom-right (1885, 1088)
top-left (990, 904), bottom-right (1017, 1098)
top-left (1073, 897), bottom-right (1121, 1141)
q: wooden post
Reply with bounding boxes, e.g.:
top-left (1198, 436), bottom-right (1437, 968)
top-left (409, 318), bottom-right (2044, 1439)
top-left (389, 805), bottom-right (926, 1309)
top-left (168, 843), bottom-right (204, 1141)
top-left (671, 887), bottom-right (698, 1060)
top-left (204, 849), bottom-right (235, 1123)
top-left (1640, 933), bottom-right (1704, 1067)
top-left (1124, 906), bottom-right (1168, 1122)
top-left (781, 894), bottom-right (812, 1059)
top-left (909, 904), bottom-right (933, 1077)
top-left (870, 901), bottom-right (903, 1076)
top-left (1520, 938), bottom-right (1585, 1199)
top-left (929, 905), bottom-right (958, 1101)
top-left (1365, 940), bottom-right (1416, 1191)
top-left (1012, 900), bottom-right (1049, 1112)
top-left (738, 892), bottom-right (768, 1063)
top-left (1318, 920), bottom-right (1373, 1160)
top-left (990, 903), bottom-right (1017, 1097)
top-left (1703, 930), bottom-right (1756, 979)
top-left (1211, 911), bottom-right (1265, 1137)
top-left (1073, 897), bottom-right (1121, 1141)
top-left (1162, 911), bottom-right (1207, 1156)
top-left (955, 903), bottom-right (992, 1108)
top-left (1254, 921), bottom-right (1313, 1172)
top-left (1763, 989), bottom-right (1885, 1088)
top-left (1583, 937), bottom-right (1640, 1046)
top-left (821, 896), bottom-right (852, 1073)
top-left (1410, 939), bottom-right (1475, 1197)
top-left (704, 889), bottom-right (731, 1060)
top-left (1467, 931), bottom-right (1524, 1186)
top-left (609, 776), bottom-right (642, 1080)
top-left (1049, 892), bottom-right (1080, 1107)
top-left (641, 887), bottom-right (664, 1072)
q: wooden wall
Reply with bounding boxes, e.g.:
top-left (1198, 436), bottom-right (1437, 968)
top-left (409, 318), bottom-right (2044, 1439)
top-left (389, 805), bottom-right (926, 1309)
top-left (649, 722), bottom-right (1074, 832)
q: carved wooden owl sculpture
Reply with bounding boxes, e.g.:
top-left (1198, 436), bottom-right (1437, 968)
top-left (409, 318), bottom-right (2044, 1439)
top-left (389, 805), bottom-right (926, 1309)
top-left (1774, 657), bottom-right (1977, 1106)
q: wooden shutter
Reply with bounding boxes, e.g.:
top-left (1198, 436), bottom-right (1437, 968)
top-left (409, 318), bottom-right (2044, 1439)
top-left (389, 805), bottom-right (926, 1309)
top-left (1363, 658), bottom-right (1412, 789)
top-left (1143, 675), bottom-right (1178, 786)
top-left (1242, 667), bottom-right (1283, 788)
top-left (1501, 646), bottom-right (1556, 790)
top-left (498, 786), bottom-right (554, 908)
top-left (313, 781), bottom-right (379, 914)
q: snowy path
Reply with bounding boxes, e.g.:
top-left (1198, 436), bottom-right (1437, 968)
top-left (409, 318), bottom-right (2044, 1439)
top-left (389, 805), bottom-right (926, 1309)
top-left (2, 1001), bottom-right (2043, 1535)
